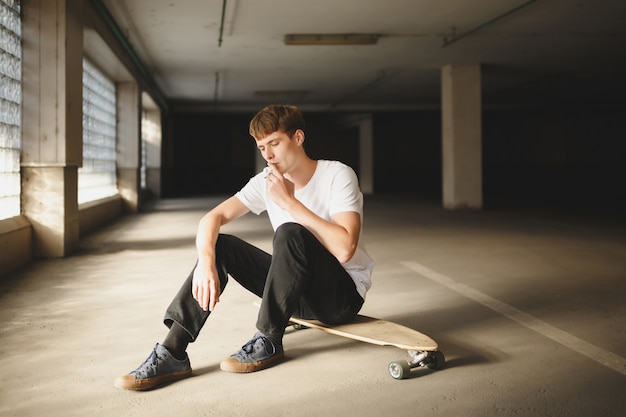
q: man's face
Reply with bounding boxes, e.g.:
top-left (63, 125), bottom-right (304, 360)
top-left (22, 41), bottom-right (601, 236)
top-left (256, 129), bottom-right (302, 174)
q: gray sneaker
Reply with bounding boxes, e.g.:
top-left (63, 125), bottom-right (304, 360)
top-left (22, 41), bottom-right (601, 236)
top-left (114, 343), bottom-right (191, 390)
top-left (220, 332), bottom-right (284, 373)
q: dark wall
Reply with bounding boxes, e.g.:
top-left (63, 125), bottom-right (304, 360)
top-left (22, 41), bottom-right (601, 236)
top-left (163, 111), bottom-right (360, 197)
top-left (372, 111), bottom-right (441, 197)
top-left (163, 106), bottom-right (626, 212)
top-left (370, 107), bottom-right (626, 210)
top-left (483, 106), bottom-right (626, 209)
top-left (164, 112), bottom-right (256, 197)
top-left (300, 113), bottom-right (359, 173)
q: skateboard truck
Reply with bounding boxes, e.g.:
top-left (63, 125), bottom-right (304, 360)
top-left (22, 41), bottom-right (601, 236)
top-left (388, 349), bottom-right (445, 380)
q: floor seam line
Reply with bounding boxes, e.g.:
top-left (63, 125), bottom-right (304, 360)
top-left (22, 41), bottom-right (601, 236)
top-left (401, 260), bottom-right (626, 377)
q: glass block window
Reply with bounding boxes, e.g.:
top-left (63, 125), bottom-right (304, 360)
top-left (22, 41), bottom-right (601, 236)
top-left (79, 58), bottom-right (117, 204)
top-left (0, 0), bottom-right (21, 220)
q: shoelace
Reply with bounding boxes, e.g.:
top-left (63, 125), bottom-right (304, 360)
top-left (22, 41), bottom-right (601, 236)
top-left (239, 335), bottom-right (275, 357)
top-left (131, 348), bottom-right (161, 378)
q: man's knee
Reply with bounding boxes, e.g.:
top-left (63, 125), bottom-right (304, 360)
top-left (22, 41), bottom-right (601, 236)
top-left (273, 223), bottom-right (312, 253)
top-left (275, 222), bottom-right (305, 236)
top-left (274, 222), bottom-right (310, 244)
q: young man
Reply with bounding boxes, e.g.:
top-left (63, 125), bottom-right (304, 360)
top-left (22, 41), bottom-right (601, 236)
top-left (115, 104), bottom-right (374, 390)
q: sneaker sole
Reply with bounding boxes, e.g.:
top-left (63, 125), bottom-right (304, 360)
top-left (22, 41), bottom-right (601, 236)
top-left (114, 368), bottom-right (192, 391)
top-left (220, 352), bottom-right (285, 373)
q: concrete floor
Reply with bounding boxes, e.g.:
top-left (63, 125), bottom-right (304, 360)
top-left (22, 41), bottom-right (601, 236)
top-left (0, 195), bottom-right (624, 417)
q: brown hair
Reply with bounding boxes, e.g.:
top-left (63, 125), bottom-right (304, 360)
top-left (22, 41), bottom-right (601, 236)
top-left (249, 105), bottom-right (305, 140)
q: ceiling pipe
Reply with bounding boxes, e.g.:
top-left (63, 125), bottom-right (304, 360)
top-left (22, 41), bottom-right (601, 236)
top-left (218, 0), bottom-right (227, 47)
top-left (443, 0), bottom-right (539, 47)
top-left (90, 0), bottom-right (169, 112)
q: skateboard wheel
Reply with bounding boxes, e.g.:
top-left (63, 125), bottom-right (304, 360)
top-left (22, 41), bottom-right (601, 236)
top-left (388, 360), bottom-right (411, 379)
top-left (426, 350), bottom-right (445, 370)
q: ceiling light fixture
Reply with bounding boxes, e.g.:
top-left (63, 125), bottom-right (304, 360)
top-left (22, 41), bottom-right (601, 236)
top-left (284, 34), bottom-right (380, 46)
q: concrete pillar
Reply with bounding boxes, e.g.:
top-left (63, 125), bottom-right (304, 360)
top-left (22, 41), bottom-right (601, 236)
top-left (21, 0), bottom-right (83, 257)
top-left (441, 64), bottom-right (483, 209)
top-left (117, 82), bottom-right (141, 212)
top-left (358, 116), bottom-right (374, 195)
top-left (255, 148), bottom-right (266, 174)
top-left (143, 107), bottom-right (162, 198)
top-left (334, 113), bottom-right (374, 195)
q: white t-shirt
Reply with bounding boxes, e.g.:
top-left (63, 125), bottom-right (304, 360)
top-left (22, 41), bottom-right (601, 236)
top-left (235, 160), bottom-right (374, 299)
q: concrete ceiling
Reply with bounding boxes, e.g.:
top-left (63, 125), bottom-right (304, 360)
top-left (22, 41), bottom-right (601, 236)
top-left (101, 0), bottom-right (626, 112)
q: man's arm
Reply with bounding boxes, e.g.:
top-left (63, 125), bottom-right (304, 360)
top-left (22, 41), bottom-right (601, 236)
top-left (192, 196), bottom-right (250, 311)
top-left (266, 167), bottom-right (360, 263)
top-left (290, 205), bottom-right (361, 263)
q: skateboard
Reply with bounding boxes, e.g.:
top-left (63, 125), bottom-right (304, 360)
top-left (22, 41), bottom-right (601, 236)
top-left (289, 315), bottom-right (445, 379)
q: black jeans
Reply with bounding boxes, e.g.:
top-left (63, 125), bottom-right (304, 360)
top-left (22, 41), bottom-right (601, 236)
top-left (164, 222), bottom-right (364, 341)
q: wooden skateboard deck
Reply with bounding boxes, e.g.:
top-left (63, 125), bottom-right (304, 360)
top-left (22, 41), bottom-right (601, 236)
top-left (289, 314), bottom-right (444, 379)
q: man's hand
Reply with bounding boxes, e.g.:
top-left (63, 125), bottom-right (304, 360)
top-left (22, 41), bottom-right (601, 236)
top-left (191, 196), bottom-right (249, 312)
top-left (266, 163), bottom-right (295, 209)
top-left (191, 263), bottom-right (221, 312)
